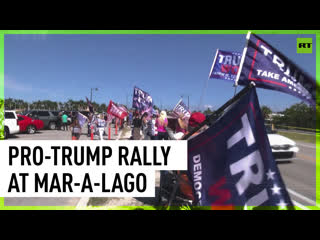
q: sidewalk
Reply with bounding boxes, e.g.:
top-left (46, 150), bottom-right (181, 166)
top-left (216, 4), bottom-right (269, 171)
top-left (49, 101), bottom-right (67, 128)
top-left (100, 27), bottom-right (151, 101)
top-left (79, 125), bottom-right (161, 209)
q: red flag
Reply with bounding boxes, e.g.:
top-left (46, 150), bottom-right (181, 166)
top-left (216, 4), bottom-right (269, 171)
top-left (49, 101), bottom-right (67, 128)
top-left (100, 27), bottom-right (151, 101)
top-left (107, 100), bottom-right (128, 119)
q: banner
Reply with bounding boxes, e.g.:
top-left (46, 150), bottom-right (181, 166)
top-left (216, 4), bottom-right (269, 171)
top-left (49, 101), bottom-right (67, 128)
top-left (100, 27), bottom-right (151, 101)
top-left (107, 100), bottom-right (128, 120)
top-left (172, 99), bottom-right (191, 119)
top-left (188, 87), bottom-right (293, 209)
top-left (237, 33), bottom-right (317, 107)
top-left (77, 112), bottom-right (88, 128)
top-left (132, 86), bottom-right (153, 114)
top-left (209, 49), bottom-right (242, 82)
top-left (118, 104), bottom-right (128, 115)
top-left (106, 113), bottom-right (115, 123)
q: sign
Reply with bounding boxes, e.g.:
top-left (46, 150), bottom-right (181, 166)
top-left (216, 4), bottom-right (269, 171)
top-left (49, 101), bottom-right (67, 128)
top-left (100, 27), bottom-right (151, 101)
top-left (209, 49), bottom-right (242, 82)
top-left (297, 38), bottom-right (312, 54)
top-left (188, 87), bottom-right (293, 209)
top-left (172, 99), bottom-right (191, 119)
top-left (132, 86), bottom-right (153, 114)
top-left (107, 101), bottom-right (128, 120)
top-left (237, 33), bottom-right (316, 107)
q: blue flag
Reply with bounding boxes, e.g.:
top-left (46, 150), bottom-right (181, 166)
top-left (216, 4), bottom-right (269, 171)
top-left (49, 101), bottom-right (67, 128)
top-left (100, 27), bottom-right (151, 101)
top-left (237, 33), bottom-right (317, 107)
top-left (187, 87), bottom-right (293, 209)
top-left (132, 86), bottom-right (153, 114)
top-left (209, 49), bottom-right (242, 82)
top-left (173, 99), bottom-right (191, 119)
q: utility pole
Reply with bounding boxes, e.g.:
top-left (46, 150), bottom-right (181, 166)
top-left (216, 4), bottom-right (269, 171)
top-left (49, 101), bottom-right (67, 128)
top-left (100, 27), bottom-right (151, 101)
top-left (90, 88), bottom-right (98, 102)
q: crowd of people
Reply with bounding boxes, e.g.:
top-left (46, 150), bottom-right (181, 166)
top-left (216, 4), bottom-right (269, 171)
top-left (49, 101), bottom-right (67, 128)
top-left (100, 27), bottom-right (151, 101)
top-left (55, 107), bottom-right (208, 207)
top-left (130, 108), bottom-right (206, 141)
top-left (55, 111), bottom-right (112, 141)
top-left (129, 107), bottom-right (208, 207)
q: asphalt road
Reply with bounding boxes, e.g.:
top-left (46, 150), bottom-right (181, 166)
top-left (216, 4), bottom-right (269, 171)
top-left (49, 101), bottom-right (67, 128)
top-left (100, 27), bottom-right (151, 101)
top-left (276, 141), bottom-right (318, 209)
top-left (3, 126), bottom-right (318, 209)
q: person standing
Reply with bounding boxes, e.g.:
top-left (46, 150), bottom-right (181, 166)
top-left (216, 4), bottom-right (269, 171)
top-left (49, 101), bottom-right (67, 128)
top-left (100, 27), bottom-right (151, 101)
top-left (141, 112), bottom-right (149, 140)
top-left (132, 111), bottom-right (142, 140)
top-left (147, 112), bottom-right (158, 140)
top-left (156, 111), bottom-right (168, 140)
top-left (70, 118), bottom-right (81, 140)
top-left (62, 112), bottom-right (68, 131)
top-left (96, 114), bottom-right (106, 140)
top-left (57, 111), bottom-right (63, 130)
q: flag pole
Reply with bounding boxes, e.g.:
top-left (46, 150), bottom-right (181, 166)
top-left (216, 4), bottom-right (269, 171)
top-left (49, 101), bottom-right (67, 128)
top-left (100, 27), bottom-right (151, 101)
top-left (166, 82), bottom-right (256, 208)
top-left (182, 81), bottom-right (256, 140)
top-left (234, 31), bottom-right (251, 96)
top-left (199, 49), bottom-right (219, 110)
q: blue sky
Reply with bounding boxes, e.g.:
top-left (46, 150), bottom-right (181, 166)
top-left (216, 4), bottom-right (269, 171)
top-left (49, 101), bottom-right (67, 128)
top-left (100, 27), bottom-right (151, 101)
top-left (4, 33), bottom-right (316, 112)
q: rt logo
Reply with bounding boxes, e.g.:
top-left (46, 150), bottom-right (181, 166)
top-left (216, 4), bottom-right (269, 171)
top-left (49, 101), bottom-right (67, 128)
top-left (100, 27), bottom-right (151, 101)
top-left (297, 38), bottom-right (312, 53)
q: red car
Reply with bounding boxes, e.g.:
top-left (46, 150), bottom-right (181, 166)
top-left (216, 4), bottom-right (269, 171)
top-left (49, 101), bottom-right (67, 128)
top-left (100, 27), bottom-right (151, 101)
top-left (17, 114), bottom-right (44, 134)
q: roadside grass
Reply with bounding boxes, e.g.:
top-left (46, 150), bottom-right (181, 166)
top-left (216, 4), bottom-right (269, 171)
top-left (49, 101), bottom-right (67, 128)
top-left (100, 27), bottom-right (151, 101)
top-left (277, 131), bottom-right (317, 144)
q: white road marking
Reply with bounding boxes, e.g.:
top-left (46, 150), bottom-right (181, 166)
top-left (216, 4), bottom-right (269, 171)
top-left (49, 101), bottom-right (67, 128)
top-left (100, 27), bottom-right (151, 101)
top-left (76, 197), bottom-right (90, 209)
top-left (287, 188), bottom-right (317, 206)
top-left (292, 200), bottom-right (310, 210)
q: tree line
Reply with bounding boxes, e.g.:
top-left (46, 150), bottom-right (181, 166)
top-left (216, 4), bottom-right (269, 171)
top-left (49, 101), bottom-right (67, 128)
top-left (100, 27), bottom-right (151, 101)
top-left (1, 98), bottom-right (317, 130)
top-left (3, 98), bottom-right (108, 113)
top-left (261, 102), bottom-right (318, 130)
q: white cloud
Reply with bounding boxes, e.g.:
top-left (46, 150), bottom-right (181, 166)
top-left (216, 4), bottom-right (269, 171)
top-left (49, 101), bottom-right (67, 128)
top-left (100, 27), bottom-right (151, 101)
top-left (204, 104), bottom-right (214, 110)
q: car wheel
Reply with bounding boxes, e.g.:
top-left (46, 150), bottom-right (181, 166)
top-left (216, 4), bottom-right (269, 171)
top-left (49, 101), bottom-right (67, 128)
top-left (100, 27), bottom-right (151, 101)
top-left (27, 125), bottom-right (36, 134)
top-left (49, 122), bottom-right (56, 130)
top-left (4, 127), bottom-right (9, 139)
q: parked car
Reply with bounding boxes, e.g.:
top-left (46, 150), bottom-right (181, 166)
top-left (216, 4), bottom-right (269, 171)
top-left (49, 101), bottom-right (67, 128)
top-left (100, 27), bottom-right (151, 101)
top-left (266, 125), bottom-right (299, 159)
top-left (24, 110), bottom-right (59, 130)
top-left (4, 110), bottom-right (20, 139)
top-left (17, 114), bottom-right (44, 134)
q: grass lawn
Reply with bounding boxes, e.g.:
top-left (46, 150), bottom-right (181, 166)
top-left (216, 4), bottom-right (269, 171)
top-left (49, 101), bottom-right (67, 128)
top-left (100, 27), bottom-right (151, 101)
top-left (277, 131), bottom-right (317, 144)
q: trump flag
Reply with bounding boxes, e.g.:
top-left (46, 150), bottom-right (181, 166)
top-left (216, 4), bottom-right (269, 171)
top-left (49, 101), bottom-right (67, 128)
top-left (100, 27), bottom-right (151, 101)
top-left (209, 49), bottom-right (242, 82)
top-left (237, 33), bottom-right (317, 107)
top-left (187, 87), bottom-right (293, 209)
top-left (107, 100), bottom-right (128, 120)
top-left (173, 99), bottom-right (191, 119)
top-left (132, 86), bottom-right (153, 114)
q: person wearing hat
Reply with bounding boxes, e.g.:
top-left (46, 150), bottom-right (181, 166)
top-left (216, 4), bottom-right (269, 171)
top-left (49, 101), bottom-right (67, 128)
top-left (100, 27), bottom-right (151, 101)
top-left (147, 110), bottom-right (158, 140)
top-left (178, 112), bottom-right (208, 203)
top-left (96, 114), bottom-right (106, 140)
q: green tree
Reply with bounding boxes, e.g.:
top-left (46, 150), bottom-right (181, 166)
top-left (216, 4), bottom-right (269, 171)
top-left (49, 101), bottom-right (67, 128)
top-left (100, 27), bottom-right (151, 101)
top-left (203, 107), bottom-right (214, 116)
top-left (281, 102), bottom-right (316, 129)
top-left (261, 105), bottom-right (272, 122)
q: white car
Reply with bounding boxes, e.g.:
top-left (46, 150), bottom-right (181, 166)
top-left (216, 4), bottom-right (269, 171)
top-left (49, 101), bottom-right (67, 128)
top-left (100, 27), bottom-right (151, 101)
top-left (4, 110), bottom-right (20, 139)
top-left (266, 125), bottom-right (299, 159)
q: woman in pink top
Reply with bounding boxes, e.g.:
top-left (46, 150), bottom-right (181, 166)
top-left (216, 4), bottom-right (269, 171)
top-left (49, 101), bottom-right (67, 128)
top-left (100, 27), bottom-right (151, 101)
top-left (156, 111), bottom-right (169, 140)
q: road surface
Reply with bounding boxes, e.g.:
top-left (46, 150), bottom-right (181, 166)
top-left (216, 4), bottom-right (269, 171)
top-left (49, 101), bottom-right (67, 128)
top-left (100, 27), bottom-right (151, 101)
top-left (276, 141), bottom-right (318, 209)
top-left (4, 126), bottom-right (318, 209)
